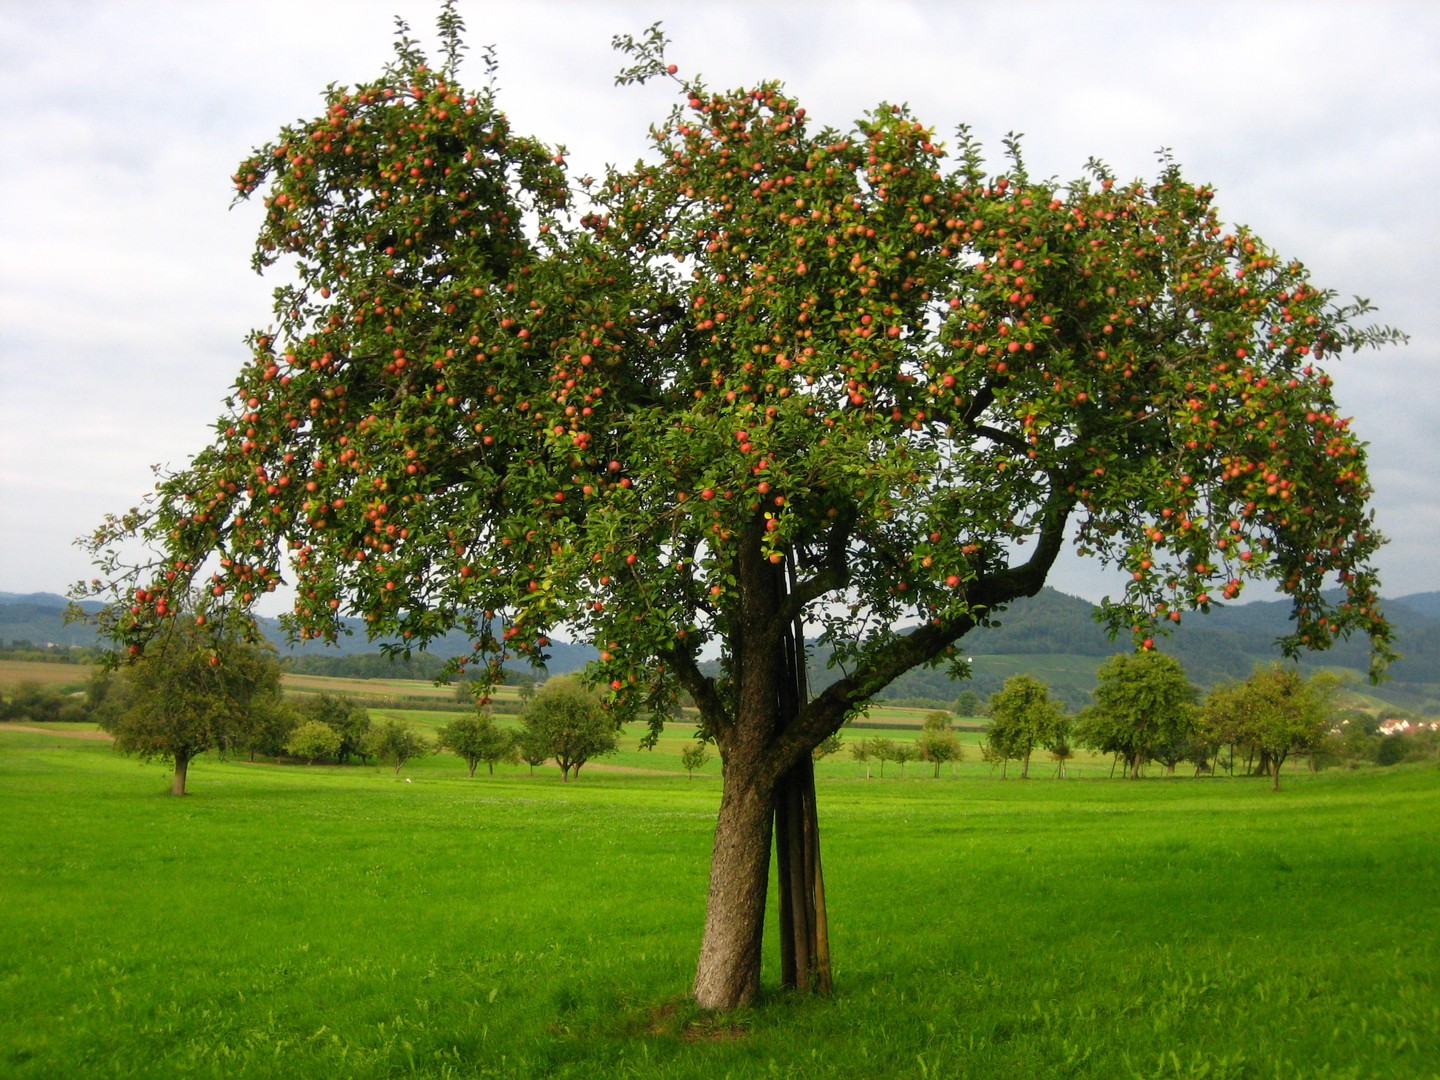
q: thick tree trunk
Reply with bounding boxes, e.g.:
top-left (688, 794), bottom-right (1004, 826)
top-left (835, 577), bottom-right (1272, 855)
top-left (692, 777), bottom-right (775, 1010)
top-left (171, 752), bottom-right (190, 796)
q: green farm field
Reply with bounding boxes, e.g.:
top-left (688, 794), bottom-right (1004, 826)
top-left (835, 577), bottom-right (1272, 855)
top-left (2, 723), bottom-right (1436, 1079)
top-left (0, 657), bottom-right (94, 691)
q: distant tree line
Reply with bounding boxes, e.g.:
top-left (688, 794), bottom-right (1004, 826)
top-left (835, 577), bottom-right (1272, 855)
top-left (975, 653), bottom-right (1436, 790)
top-left (284, 650), bottom-right (542, 688)
top-left (8, 630), bottom-right (1435, 793)
top-left (0, 641), bottom-right (99, 664)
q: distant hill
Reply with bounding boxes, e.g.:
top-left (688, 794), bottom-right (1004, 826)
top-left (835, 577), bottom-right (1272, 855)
top-left (5, 586), bottom-right (1437, 712)
top-left (0, 591), bottom-right (594, 676)
top-left (0, 593), bottom-right (103, 649)
top-left (1390, 592), bottom-right (1440, 622)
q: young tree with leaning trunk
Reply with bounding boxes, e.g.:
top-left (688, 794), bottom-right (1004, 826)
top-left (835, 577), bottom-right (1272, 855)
top-left (75, 12), bottom-right (1402, 1010)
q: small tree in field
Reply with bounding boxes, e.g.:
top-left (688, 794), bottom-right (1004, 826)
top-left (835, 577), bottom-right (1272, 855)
top-left (987, 675), bottom-right (1065, 779)
top-left (438, 711), bottom-right (516, 776)
top-left (367, 719), bottom-right (431, 775)
top-left (681, 741), bottom-right (711, 780)
top-left (75, 10), bottom-right (1402, 1008)
top-left (952, 690), bottom-right (984, 719)
top-left (99, 609), bottom-right (282, 795)
top-left (286, 719), bottom-right (342, 765)
top-left (1083, 652), bottom-right (1196, 779)
top-left (980, 737), bottom-right (1009, 778)
top-left (918, 727), bottom-right (964, 777)
top-left (893, 740), bottom-right (920, 779)
top-left (1048, 737), bottom-right (1075, 779)
top-left (870, 737), bottom-right (898, 778)
top-left (849, 737), bottom-right (873, 779)
top-left (516, 727), bottom-right (550, 775)
top-left (520, 677), bottom-right (618, 781)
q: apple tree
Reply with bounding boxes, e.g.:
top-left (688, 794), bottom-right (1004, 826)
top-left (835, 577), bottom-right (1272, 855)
top-left (76, 13), bottom-right (1403, 1009)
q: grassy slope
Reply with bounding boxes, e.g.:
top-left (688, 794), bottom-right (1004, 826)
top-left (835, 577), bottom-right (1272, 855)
top-left (1, 728), bottom-right (1436, 1079)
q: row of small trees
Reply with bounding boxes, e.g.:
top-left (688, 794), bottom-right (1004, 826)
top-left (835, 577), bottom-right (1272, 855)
top-left (286, 676), bottom-right (621, 780)
top-left (437, 677), bottom-right (619, 780)
top-left (976, 653), bottom-right (1347, 790)
top-left (848, 713), bottom-right (967, 778)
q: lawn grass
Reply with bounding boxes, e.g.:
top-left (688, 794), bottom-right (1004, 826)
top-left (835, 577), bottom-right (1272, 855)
top-left (1, 726), bottom-right (1435, 1079)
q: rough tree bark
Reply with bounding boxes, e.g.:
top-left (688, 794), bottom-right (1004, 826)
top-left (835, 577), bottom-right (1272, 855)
top-left (691, 774), bottom-right (777, 1008)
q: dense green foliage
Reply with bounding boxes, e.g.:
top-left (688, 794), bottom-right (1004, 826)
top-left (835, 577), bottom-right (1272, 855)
top-left (285, 718), bottom-right (343, 764)
top-left (95, 612), bottom-right (285, 794)
top-left (437, 711), bottom-right (517, 776)
top-left (0, 681), bottom-right (85, 723)
top-left (519, 676), bottom-right (619, 780)
top-left (294, 691), bottom-right (372, 763)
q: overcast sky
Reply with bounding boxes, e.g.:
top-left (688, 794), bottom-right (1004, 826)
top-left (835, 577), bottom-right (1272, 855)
top-left (1, 0), bottom-right (1436, 615)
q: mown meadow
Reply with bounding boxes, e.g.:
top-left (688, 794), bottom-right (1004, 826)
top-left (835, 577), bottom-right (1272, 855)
top-left (1, 722), bottom-right (1436, 1079)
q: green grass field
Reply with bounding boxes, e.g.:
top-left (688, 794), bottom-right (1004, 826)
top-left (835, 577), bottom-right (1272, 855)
top-left (1, 723), bottom-right (1436, 1079)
